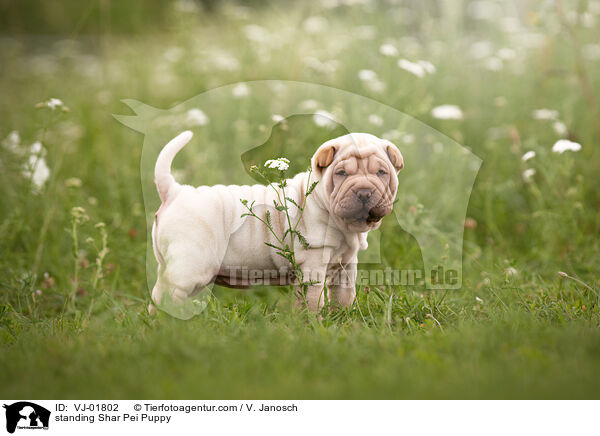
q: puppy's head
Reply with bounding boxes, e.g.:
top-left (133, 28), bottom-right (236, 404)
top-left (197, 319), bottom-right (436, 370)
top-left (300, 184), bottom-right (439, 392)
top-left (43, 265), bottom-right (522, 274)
top-left (311, 133), bottom-right (404, 233)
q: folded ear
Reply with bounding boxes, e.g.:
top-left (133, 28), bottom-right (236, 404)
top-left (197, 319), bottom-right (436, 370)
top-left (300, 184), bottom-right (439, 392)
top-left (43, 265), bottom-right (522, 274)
top-left (311, 142), bottom-right (339, 173)
top-left (386, 143), bottom-right (404, 173)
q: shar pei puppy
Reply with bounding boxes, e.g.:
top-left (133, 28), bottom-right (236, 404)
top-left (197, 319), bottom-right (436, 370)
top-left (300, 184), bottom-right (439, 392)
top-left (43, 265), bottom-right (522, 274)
top-left (151, 131), bottom-right (404, 314)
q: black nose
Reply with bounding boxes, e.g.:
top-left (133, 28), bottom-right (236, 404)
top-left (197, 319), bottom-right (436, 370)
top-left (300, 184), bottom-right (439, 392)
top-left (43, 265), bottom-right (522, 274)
top-left (356, 188), bottom-right (372, 203)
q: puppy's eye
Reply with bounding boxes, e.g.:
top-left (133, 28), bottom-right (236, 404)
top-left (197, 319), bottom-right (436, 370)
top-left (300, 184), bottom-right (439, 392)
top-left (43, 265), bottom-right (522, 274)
top-left (377, 169), bottom-right (387, 176)
top-left (336, 170), bottom-right (347, 176)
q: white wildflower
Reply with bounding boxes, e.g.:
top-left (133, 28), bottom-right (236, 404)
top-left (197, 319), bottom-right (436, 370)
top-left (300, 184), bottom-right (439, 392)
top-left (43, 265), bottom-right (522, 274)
top-left (418, 60), bottom-right (436, 74)
top-left (30, 157), bottom-right (50, 189)
top-left (2, 130), bottom-right (20, 151)
top-left (398, 59), bottom-right (425, 77)
top-left (552, 121), bottom-right (567, 136)
top-left (271, 114), bottom-right (285, 123)
top-left (397, 59), bottom-right (435, 77)
top-left (232, 83), bottom-right (250, 98)
top-left (358, 69), bottom-right (377, 81)
top-left (303, 57), bottom-right (338, 75)
top-left (368, 114), bottom-right (384, 126)
top-left (303, 16), bottom-right (328, 34)
top-left (47, 98), bottom-right (63, 109)
top-left (264, 157), bottom-right (290, 171)
top-left (30, 141), bottom-right (43, 155)
top-left (379, 43), bottom-right (398, 57)
top-left (522, 151), bottom-right (536, 162)
top-left (552, 139), bottom-right (581, 154)
top-left (25, 142), bottom-right (50, 190)
top-left (358, 69), bottom-right (386, 93)
top-left (522, 168), bottom-right (536, 182)
top-left (475, 296), bottom-right (484, 303)
top-left (3, 134), bottom-right (50, 189)
top-left (37, 98), bottom-right (66, 111)
top-left (185, 108), bottom-right (209, 126)
top-left (431, 105), bottom-right (464, 120)
top-left (313, 110), bottom-right (337, 129)
top-left (532, 109), bottom-right (558, 120)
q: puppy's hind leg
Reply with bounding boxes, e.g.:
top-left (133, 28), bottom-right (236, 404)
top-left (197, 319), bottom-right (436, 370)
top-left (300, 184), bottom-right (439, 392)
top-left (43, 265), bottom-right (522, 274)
top-left (149, 269), bottom-right (168, 315)
top-left (162, 242), bottom-right (220, 306)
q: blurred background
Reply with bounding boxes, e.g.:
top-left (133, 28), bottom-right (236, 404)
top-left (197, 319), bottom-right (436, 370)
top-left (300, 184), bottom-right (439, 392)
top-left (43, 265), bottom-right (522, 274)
top-left (0, 0), bottom-right (599, 399)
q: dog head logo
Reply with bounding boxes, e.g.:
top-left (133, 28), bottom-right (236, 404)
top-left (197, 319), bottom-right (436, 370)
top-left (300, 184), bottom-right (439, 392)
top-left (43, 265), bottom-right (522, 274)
top-left (116, 80), bottom-right (481, 319)
top-left (3, 402), bottom-right (50, 433)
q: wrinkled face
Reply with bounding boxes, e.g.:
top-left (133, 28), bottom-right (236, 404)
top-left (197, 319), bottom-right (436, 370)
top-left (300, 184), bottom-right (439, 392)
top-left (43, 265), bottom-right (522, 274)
top-left (313, 133), bottom-right (404, 233)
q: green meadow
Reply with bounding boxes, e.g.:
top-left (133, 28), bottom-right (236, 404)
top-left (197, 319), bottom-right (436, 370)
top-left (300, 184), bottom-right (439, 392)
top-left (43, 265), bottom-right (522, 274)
top-left (1, 0), bottom-right (599, 398)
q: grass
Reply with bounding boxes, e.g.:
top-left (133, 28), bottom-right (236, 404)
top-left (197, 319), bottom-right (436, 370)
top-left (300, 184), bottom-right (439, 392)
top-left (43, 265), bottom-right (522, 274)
top-left (1, 0), bottom-right (599, 399)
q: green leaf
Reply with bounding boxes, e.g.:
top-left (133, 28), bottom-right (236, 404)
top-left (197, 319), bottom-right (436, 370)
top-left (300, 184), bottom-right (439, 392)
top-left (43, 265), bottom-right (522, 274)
top-left (371, 287), bottom-right (386, 303)
top-left (286, 197), bottom-right (300, 208)
top-left (264, 242), bottom-right (283, 251)
top-left (265, 210), bottom-right (272, 227)
top-left (295, 231), bottom-right (310, 249)
top-left (307, 181), bottom-right (319, 196)
top-left (385, 293), bottom-right (394, 325)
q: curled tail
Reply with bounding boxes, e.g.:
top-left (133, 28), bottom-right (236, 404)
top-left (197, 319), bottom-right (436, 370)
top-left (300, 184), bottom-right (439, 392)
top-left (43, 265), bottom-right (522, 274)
top-left (155, 130), bottom-right (193, 202)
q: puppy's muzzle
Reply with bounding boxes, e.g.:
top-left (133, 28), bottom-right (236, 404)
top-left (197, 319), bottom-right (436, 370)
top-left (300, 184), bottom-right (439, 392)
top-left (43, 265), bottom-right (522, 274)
top-left (355, 188), bottom-right (373, 204)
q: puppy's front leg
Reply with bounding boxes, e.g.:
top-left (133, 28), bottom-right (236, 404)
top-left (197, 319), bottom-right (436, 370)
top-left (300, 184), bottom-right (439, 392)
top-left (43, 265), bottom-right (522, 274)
top-left (329, 258), bottom-right (357, 308)
top-left (299, 282), bottom-right (327, 314)
top-left (295, 255), bottom-right (329, 314)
